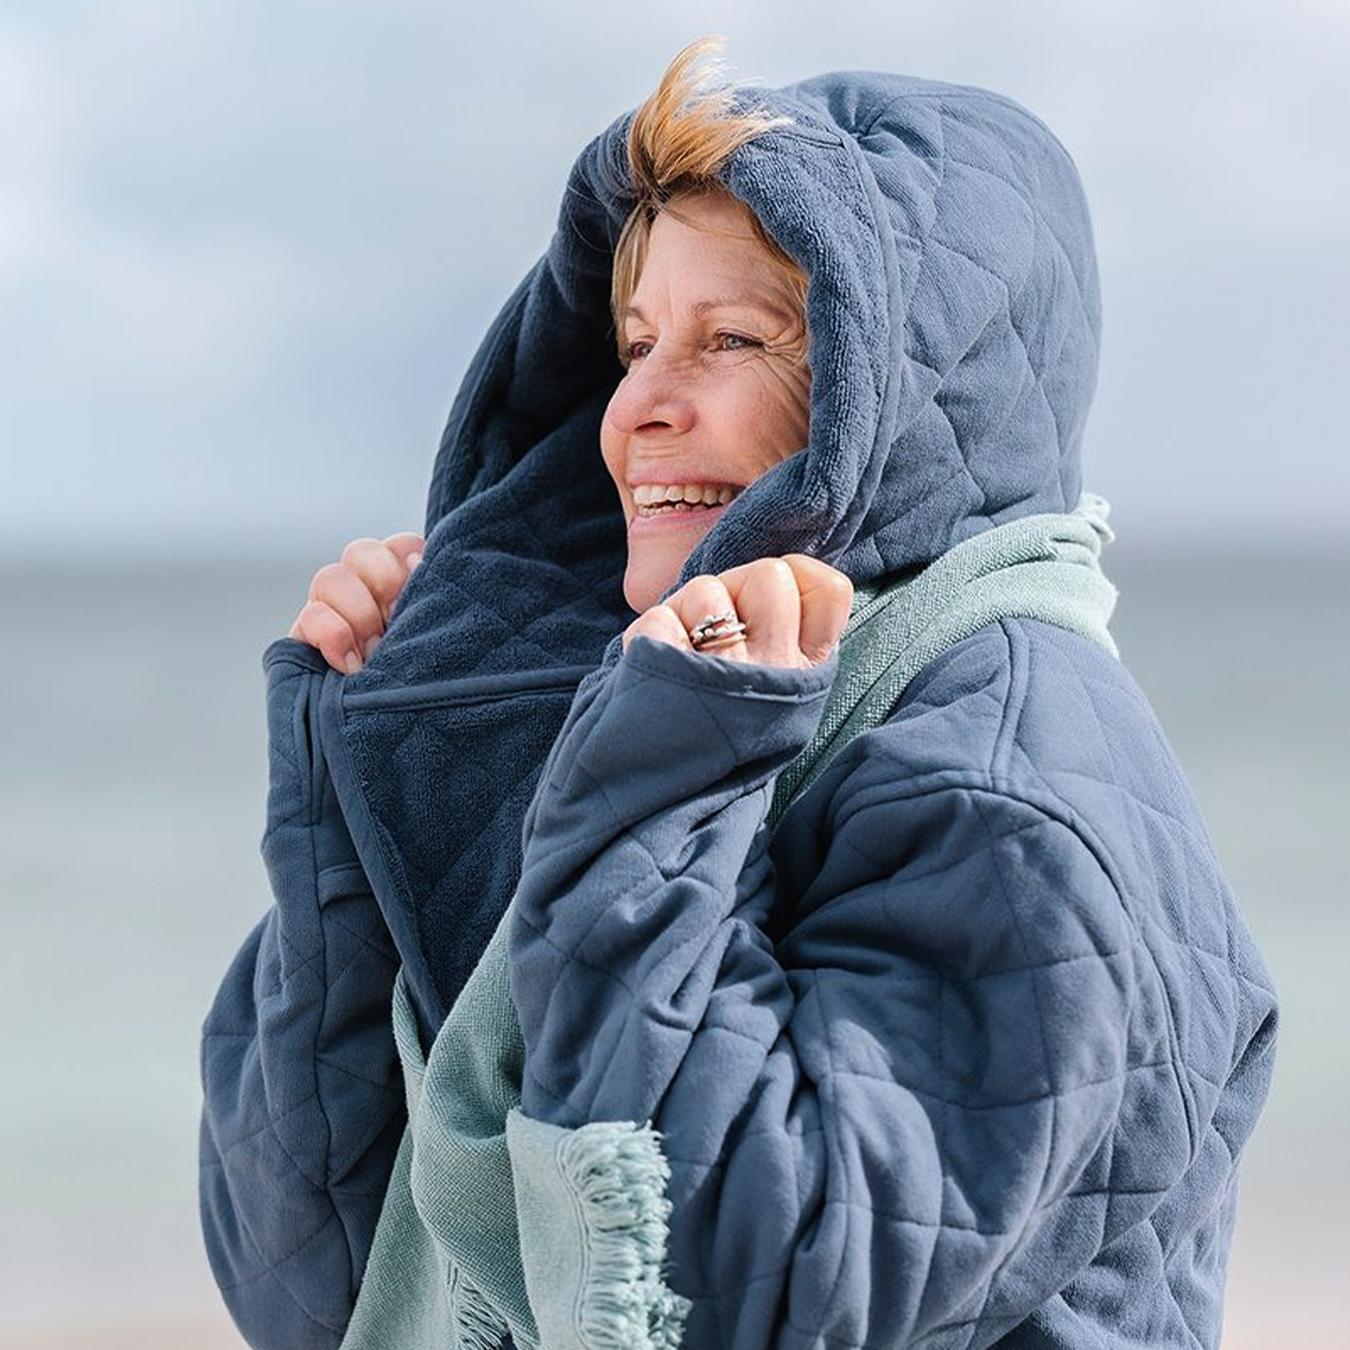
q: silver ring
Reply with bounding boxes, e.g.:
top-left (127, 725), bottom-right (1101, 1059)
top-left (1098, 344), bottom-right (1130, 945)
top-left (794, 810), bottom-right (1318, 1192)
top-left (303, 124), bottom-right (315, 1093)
top-left (689, 610), bottom-right (748, 651)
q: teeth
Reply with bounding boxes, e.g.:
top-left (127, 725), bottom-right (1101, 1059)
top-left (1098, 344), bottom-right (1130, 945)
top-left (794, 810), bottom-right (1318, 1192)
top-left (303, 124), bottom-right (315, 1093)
top-left (633, 482), bottom-right (741, 508)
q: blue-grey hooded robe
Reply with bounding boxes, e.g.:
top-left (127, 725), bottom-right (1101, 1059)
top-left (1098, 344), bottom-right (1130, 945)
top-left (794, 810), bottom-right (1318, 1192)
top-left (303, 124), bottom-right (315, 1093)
top-left (198, 69), bottom-right (1277, 1349)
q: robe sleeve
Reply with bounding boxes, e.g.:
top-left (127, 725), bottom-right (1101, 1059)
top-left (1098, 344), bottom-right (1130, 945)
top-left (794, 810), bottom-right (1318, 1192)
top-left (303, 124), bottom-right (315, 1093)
top-left (198, 639), bottom-right (405, 1350)
top-left (506, 634), bottom-right (1186, 1350)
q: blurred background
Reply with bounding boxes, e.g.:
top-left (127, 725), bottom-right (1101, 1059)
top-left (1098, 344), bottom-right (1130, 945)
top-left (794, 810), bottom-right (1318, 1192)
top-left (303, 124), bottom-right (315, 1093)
top-left (1, 2), bottom-right (1346, 1347)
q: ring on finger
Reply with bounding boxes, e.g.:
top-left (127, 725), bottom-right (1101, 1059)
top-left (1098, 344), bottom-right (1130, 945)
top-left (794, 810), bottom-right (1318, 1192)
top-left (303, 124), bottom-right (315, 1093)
top-left (688, 609), bottom-right (748, 651)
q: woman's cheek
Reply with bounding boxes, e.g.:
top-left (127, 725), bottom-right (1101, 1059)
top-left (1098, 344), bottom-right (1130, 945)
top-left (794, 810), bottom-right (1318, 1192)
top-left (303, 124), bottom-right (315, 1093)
top-left (599, 428), bottom-right (629, 510)
top-left (752, 360), bottom-right (810, 454)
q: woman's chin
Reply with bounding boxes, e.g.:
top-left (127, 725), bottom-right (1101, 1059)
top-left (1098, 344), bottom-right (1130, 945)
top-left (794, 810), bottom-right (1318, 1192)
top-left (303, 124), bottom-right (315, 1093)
top-left (623, 512), bottom-right (722, 614)
top-left (624, 562), bottom-right (681, 615)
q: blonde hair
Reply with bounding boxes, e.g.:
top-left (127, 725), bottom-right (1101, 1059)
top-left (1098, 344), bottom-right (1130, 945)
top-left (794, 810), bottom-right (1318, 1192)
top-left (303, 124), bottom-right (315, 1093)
top-left (610, 36), bottom-right (810, 366)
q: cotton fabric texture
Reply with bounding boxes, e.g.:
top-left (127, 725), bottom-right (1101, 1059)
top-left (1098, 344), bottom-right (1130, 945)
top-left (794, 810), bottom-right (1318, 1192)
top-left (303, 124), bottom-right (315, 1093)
top-left (198, 69), bottom-right (1278, 1350)
top-left (335, 492), bottom-right (1123, 1350)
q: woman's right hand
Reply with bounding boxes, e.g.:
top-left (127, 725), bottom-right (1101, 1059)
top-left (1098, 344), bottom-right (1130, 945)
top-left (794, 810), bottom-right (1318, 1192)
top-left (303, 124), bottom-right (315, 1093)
top-left (289, 533), bottom-right (425, 674)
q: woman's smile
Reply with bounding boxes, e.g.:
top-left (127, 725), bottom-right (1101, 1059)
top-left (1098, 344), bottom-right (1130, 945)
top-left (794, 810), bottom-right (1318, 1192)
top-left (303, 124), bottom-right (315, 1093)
top-left (627, 480), bottom-right (745, 537)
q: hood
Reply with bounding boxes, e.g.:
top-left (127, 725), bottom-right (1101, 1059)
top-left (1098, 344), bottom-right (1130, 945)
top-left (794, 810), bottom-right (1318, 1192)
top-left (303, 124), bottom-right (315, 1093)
top-left (329, 70), bottom-right (1105, 1039)
top-left (427, 67), bottom-right (1102, 600)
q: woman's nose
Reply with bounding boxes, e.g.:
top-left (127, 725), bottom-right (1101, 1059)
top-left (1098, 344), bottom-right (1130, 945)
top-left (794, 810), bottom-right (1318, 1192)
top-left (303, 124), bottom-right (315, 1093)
top-left (607, 349), bottom-right (696, 437)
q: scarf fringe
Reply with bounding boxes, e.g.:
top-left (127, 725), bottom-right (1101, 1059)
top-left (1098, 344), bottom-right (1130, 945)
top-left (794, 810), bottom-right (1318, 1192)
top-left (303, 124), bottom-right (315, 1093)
top-left (555, 1120), bottom-right (692, 1350)
top-left (449, 1262), bottom-right (512, 1350)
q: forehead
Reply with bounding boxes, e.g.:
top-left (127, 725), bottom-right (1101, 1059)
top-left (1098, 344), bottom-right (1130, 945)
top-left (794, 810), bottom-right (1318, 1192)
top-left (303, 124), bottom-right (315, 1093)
top-left (625, 202), bottom-right (794, 322)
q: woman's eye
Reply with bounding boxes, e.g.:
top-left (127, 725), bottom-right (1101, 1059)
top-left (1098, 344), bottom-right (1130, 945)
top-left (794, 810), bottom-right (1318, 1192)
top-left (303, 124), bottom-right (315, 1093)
top-left (623, 332), bottom-right (759, 364)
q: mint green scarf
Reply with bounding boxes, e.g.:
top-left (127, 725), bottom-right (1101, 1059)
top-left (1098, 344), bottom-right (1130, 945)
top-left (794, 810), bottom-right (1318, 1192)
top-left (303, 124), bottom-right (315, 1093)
top-left (339, 492), bottom-right (1119, 1350)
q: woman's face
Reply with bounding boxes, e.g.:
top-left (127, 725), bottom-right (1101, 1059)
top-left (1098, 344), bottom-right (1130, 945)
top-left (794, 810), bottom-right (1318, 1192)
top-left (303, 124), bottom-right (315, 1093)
top-left (601, 189), bottom-right (810, 613)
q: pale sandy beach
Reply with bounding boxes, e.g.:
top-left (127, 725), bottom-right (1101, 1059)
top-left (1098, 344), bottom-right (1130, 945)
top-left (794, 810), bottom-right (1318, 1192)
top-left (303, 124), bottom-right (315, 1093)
top-left (0, 1314), bottom-right (244, 1350)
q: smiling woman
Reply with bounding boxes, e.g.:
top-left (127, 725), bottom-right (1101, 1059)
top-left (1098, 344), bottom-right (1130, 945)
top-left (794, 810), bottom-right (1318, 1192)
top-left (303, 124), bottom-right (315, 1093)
top-left (199, 33), bottom-right (1277, 1350)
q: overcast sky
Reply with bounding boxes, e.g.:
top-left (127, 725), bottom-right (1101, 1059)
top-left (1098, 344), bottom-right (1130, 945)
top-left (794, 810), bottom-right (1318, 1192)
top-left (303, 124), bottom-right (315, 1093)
top-left (2, 0), bottom-right (1347, 555)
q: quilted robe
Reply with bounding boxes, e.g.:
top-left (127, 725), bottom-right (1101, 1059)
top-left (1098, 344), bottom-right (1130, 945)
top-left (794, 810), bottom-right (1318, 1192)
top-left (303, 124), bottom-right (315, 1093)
top-left (198, 68), bottom-right (1278, 1350)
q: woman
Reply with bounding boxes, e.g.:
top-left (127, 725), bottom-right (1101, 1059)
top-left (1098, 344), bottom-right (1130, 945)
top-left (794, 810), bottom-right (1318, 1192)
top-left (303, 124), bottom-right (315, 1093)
top-left (199, 38), bottom-right (1277, 1350)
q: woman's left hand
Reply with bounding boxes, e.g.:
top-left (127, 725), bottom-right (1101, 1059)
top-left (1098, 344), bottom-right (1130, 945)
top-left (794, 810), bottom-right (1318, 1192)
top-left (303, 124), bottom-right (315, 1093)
top-left (622, 554), bottom-right (852, 670)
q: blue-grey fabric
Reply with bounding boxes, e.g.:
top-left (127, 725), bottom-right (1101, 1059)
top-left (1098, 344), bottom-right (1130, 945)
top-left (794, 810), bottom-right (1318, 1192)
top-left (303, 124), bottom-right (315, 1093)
top-left (766, 490), bottom-right (1120, 825)
top-left (331, 494), bottom-right (1118, 1350)
top-left (509, 619), bottom-right (1277, 1350)
top-left (198, 67), bottom-right (1277, 1350)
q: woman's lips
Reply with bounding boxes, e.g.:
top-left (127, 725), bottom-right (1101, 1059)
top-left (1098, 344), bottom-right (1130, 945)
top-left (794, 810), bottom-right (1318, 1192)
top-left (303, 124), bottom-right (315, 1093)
top-left (628, 502), bottom-right (729, 534)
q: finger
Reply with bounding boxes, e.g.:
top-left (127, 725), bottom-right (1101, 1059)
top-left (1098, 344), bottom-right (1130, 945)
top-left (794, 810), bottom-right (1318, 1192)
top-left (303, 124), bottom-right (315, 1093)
top-left (341, 538), bottom-right (412, 627)
top-left (780, 555), bottom-right (853, 664)
top-left (622, 603), bottom-right (694, 652)
top-left (309, 562), bottom-right (386, 659)
top-left (716, 558), bottom-right (802, 667)
top-left (292, 598), bottom-right (363, 674)
top-left (381, 532), bottom-right (425, 573)
top-left (664, 574), bottom-right (751, 662)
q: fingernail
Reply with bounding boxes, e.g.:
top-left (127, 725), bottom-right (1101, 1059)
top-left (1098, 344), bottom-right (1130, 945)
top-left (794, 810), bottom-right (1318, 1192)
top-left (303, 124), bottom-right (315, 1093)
top-left (363, 634), bottom-right (379, 661)
top-left (407, 552), bottom-right (422, 572)
top-left (344, 651), bottom-right (361, 675)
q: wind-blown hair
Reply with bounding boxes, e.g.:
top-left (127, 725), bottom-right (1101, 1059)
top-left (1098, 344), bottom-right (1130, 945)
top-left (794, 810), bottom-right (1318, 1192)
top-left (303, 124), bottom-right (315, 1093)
top-left (610, 35), bottom-right (810, 366)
